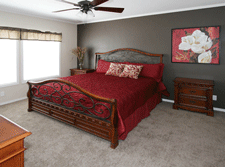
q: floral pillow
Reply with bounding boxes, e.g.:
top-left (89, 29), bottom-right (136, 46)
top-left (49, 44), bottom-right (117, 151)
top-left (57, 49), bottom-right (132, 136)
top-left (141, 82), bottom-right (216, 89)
top-left (119, 65), bottom-right (143, 79)
top-left (105, 63), bottom-right (125, 76)
top-left (125, 62), bottom-right (164, 82)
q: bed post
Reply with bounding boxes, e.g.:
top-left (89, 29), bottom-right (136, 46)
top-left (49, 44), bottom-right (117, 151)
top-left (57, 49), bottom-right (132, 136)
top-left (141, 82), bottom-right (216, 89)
top-left (110, 99), bottom-right (118, 149)
top-left (27, 82), bottom-right (33, 112)
top-left (95, 54), bottom-right (100, 70)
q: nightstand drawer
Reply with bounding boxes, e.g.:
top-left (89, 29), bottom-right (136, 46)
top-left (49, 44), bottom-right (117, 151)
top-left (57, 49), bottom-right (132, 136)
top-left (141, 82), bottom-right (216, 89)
top-left (179, 96), bottom-right (207, 108)
top-left (173, 77), bottom-right (214, 116)
top-left (180, 87), bottom-right (207, 97)
top-left (75, 71), bottom-right (86, 75)
top-left (70, 69), bottom-right (95, 76)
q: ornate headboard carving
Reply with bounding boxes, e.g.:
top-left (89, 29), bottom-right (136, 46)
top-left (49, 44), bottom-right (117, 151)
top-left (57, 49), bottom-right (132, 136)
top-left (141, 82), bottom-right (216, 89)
top-left (95, 48), bottom-right (163, 69)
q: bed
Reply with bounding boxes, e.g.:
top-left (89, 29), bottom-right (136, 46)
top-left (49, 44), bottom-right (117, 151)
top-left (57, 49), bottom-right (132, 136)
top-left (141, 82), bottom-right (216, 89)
top-left (27, 48), bottom-right (169, 149)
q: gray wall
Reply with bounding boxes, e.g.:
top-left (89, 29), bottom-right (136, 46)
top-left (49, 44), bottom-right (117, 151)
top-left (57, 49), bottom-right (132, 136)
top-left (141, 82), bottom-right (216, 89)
top-left (78, 6), bottom-right (225, 108)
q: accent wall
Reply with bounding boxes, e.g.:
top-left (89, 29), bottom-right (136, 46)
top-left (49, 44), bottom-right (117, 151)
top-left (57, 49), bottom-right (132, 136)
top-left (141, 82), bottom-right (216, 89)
top-left (78, 6), bottom-right (225, 109)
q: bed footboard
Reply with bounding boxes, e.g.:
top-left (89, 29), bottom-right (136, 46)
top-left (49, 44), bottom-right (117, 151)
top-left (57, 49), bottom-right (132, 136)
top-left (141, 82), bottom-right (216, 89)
top-left (27, 79), bottom-right (118, 149)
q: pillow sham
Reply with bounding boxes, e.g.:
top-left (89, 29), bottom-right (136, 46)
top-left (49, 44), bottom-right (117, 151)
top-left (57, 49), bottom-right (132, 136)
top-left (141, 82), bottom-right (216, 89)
top-left (119, 64), bottom-right (143, 79)
top-left (96, 59), bottom-right (111, 73)
top-left (96, 59), bottom-right (126, 74)
top-left (105, 63), bottom-right (125, 77)
top-left (125, 62), bottom-right (164, 82)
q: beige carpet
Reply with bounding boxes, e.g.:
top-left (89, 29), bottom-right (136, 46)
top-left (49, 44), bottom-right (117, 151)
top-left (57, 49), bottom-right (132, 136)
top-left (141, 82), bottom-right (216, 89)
top-left (0, 100), bottom-right (225, 167)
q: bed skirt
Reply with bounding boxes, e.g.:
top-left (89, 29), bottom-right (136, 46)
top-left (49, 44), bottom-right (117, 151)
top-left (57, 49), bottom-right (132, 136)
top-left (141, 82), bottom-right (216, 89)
top-left (119, 92), bottom-right (161, 140)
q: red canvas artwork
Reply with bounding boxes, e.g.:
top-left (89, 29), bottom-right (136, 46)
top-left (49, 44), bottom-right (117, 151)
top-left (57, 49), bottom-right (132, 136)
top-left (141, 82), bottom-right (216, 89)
top-left (172, 26), bottom-right (220, 64)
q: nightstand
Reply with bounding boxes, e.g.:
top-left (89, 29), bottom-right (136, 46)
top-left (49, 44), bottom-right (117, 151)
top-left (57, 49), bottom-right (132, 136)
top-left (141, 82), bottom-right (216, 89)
top-left (173, 77), bottom-right (214, 116)
top-left (70, 68), bottom-right (95, 76)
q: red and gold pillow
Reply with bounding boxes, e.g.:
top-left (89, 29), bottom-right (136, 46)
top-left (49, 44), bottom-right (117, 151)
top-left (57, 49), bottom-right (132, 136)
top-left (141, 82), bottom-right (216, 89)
top-left (105, 63), bottom-right (125, 77)
top-left (119, 65), bottom-right (143, 79)
top-left (125, 62), bottom-right (164, 82)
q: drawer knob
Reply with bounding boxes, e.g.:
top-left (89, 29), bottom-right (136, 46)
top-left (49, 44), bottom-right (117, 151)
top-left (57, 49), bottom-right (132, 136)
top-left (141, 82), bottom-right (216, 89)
top-left (189, 100), bottom-right (196, 104)
top-left (190, 90), bottom-right (196, 93)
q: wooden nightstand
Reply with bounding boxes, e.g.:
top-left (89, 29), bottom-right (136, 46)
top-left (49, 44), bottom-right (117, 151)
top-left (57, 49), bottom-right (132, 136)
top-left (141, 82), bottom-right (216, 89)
top-left (70, 68), bottom-right (95, 76)
top-left (173, 77), bottom-right (214, 116)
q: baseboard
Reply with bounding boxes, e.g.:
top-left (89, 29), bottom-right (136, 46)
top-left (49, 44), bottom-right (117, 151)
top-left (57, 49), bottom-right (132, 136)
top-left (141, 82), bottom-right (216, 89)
top-left (0, 97), bottom-right (27, 106)
top-left (162, 98), bottom-right (174, 103)
top-left (213, 107), bottom-right (225, 112)
top-left (1, 97), bottom-right (224, 113)
top-left (162, 98), bottom-right (225, 113)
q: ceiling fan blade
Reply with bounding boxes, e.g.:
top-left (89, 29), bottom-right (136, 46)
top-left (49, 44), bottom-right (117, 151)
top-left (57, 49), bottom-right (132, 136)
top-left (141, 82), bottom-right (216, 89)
top-left (59, 0), bottom-right (80, 7)
top-left (90, 0), bottom-right (109, 6)
top-left (94, 7), bottom-right (124, 13)
top-left (53, 8), bottom-right (80, 13)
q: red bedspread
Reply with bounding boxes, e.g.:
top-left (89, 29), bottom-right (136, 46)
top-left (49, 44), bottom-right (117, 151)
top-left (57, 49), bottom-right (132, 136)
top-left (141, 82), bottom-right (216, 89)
top-left (60, 72), bottom-right (166, 138)
top-left (32, 72), bottom-right (167, 139)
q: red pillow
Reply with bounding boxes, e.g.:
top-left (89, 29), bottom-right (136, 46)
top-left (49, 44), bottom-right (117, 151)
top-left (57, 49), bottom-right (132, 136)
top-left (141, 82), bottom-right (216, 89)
top-left (96, 59), bottom-right (126, 73)
top-left (96, 59), bottom-right (111, 73)
top-left (125, 62), bottom-right (164, 82)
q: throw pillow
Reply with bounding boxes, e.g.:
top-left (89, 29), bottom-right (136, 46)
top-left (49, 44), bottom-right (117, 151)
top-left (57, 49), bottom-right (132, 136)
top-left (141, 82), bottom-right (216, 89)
top-left (119, 64), bottom-right (143, 79)
top-left (105, 63), bottom-right (125, 76)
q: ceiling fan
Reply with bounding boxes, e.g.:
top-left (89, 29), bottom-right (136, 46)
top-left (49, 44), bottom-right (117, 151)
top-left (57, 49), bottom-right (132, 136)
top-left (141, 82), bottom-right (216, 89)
top-left (53, 0), bottom-right (124, 17)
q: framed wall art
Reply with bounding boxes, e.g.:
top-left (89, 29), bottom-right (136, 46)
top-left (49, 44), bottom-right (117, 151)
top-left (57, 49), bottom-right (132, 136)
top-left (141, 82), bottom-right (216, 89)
top-left (171, 26), bottom-right (220, 64)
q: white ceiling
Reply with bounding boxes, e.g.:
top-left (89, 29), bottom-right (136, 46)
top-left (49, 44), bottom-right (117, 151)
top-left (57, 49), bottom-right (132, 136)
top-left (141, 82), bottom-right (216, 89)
top-left (0, 0), bottom-right (225, 24)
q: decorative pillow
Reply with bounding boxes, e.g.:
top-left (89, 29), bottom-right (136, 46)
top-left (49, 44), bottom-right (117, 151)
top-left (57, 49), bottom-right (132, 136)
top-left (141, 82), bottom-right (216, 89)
top-left (125, 62), bottom-right (164, 82)
top-left (96, 59), bottom-right (111, 73)
top-left (105, 63), bottom-right (125, 76)
top-left (119, 65), bottom-right (143, 79)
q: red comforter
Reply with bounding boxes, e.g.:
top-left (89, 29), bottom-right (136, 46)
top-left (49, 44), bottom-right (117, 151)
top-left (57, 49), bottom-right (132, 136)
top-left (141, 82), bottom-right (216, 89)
top-left (62, 72), bottom-right (158, 118)
top-left (60, 72), bottom-right (166, 138)
top-left (33, 72), bottom-right (167, 139)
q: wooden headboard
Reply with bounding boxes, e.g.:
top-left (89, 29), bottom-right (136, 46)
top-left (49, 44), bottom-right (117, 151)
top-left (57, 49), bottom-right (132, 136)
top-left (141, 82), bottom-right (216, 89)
top-left (95, 48), bottom-right (163, 69)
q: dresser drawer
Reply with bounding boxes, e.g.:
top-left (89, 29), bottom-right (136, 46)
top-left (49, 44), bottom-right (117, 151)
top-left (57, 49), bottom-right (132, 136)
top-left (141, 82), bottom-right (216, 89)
top-left (180, 87), bottom-right (207, 97)
top-left (179, 96), bottom-right (207, 108)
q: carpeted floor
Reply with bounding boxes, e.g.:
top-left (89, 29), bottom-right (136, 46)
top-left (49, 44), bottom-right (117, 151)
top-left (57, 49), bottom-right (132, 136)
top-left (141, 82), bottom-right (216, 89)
top-left (0, 100), bottom-right (225, 167)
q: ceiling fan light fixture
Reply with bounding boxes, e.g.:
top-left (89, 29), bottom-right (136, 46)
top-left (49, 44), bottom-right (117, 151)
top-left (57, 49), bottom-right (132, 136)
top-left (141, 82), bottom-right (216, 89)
top-left (76, 10), bottom-right (84, 17)
top-left (87, 10), bottom-right (95, 17)
top-left (54, 0), bottom-right (124, 17)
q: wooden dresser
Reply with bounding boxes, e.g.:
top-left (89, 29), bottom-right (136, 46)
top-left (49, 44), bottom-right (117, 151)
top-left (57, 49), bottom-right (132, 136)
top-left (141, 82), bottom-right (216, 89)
top-left (173, 77), bottom-right (214, 116)
top-left (70, 68), bottom-right (95, 76)
top-left (0, 115), bottom-right (31, 167)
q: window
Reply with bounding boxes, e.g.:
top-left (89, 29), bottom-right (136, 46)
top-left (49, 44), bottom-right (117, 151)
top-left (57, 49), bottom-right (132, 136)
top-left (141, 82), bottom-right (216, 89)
top-left (22, 40), bottom-right (60, 81)
top-left (0, 39), bottom-right (18, 87)
top-left (0, 27), bottom-right (62, 86)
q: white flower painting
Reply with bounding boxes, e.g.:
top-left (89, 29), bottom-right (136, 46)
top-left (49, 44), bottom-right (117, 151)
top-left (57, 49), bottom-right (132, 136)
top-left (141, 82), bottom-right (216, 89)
top-left (172, 26), bottom-right (220, 64)
top-left (198, 51), bottom-right (212, 63)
